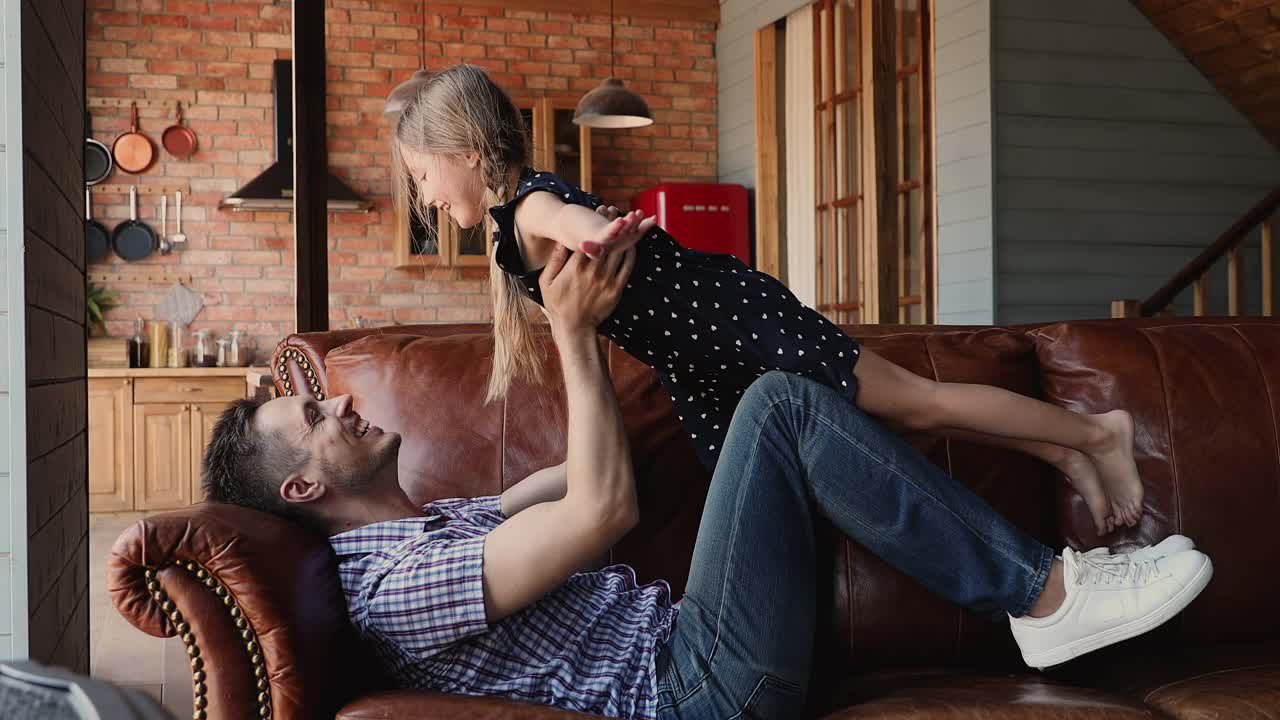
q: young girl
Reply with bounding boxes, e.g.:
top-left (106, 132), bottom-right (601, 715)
top-left (392, 64), bottom-right (1142, 536)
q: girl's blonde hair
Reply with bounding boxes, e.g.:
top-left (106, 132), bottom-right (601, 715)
top-left (392, 64), bottom-right (541, 403)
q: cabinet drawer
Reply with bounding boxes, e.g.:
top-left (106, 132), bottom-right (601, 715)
top-left (134, 377), bottom-right (245, 404)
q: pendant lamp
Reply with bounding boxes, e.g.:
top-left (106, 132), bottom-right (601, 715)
top-left (385, 1), bottom-right (431, 114)
top-left (573, 0), bottom-right (653, 128)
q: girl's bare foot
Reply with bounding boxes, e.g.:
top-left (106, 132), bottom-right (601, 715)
top-left (1085, 410), bottom-right (1144, 527)
top-left (1056, 448), bottom-right (1116, 535)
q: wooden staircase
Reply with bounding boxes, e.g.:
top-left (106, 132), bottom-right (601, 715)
top-left (1113, 188), bottom-right (1279, 317)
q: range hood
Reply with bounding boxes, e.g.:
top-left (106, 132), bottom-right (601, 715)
top-left (220, 59), bottom-right (373, 212)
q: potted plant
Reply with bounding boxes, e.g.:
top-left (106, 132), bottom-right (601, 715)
top-left (86, 281), bottom-right (117, 337)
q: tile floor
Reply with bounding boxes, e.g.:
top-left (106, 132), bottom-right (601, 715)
top-left (90, 513), bottom-right (192, 720)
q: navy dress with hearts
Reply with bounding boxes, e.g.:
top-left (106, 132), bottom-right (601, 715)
top-left (489, 168), bottom-right (862, 471)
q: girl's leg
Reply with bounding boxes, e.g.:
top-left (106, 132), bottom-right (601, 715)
top-left (852, 348), bottom-right (1142, 529)
top-left (932, 428), bottom-right (1119, 535)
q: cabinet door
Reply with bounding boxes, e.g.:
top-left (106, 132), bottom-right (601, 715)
top-left (134, 403), bottom-right (192, 510)
top-left (88, 378), bottom-right (134, 512)
top-left (190, 402), bottom-right (230, 503)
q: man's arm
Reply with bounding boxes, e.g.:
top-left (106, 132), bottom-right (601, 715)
top-left (480, 246), bottom-right (639, 623)
top-left (499, 461), bottom-right (566, 517)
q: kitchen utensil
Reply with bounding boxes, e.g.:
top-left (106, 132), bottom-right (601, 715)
top-left (85, 187), bottom-right (110, 263)
top-left (113, 102), bottom-right (155, 174)
top-left (156, 280), bottom-right (203, 328)
top-left (111, 186), bottom-right (157, 261)
top-left (161, 102), bottom-right (198, 160)
top-left (171, 191), bottom-right (187, 244)
top-left (84, 111), bottom-right (113, 185)
top-left (158, 194), bottom-right (171, 255)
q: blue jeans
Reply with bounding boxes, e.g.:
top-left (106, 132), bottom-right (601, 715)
top-left (654, 372), bottom-right (1055, 720)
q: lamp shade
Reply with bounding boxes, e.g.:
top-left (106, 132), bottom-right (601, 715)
top-left (383, 68), bottom-right (433, 115)
top-left (573, 77), bottom-right (654, 128)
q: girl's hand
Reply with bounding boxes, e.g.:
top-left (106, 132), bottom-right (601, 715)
top-left (581, 210), bottom-right (657, 259)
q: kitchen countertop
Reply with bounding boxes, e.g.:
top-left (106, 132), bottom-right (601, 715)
top-left (88, 367), bottom-right (270, 378)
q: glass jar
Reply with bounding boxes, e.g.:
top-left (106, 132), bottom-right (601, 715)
top-left (215, 337), bottom-right (230, 368)
top-left (128, 317), bottom-right (149, 369)
top-left (148, 321), bottom-right (169, 369)
top-left (168, 322), bottom-right (188, 368)
top-left (192, 329), bottom-right (215, 367)
top-left (228, 329), bottom-right (254, 367)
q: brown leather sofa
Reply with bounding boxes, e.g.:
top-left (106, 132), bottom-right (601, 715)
top-left (108, 317), bottom-right (1280, 719)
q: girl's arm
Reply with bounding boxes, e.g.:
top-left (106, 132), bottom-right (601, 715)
top-left (513, 191), bottom-right (655, 268)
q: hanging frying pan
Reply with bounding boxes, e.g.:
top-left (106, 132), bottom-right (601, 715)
top-left (85, 187), bottom-right (110, 263)
top-left (113, 102), bottom-right (156, 174)
top-left (112, 186), bottom-right (157, 261)
top-left (85, 111), bottom-right (112, 185)
top-left (161, 101), bottom-right (198, 160)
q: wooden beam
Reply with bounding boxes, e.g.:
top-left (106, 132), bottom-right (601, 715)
top-left (863, 0), bottom-right (899, 323)
top-left (453, 0), bottom-right (719, 24)
top-left (294, 2), bottom-right (329, 334)
top-left (1264, 219), bottom-right (1275, 316)
top-left (754, 24), bottom-right (781, 279)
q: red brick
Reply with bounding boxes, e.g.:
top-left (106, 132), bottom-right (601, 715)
top-left (238, 19), bottom-right (287, 34)
top-left (190, 15), bottom-right (237, 30)
top-left (149, 59), bottom-right (197, 74)
top-left (210, 2), bottom-right (260, 17)
top-left (547, 35), bottom-right (587, 49)
top-left (142, 14), bottom-right (190, 27)
top-left (93, 11), bottom-right (138, 25)
top-left (443, 15), bottom-right (485, 29)
top-left (509, 33), bottom-right (547, 48)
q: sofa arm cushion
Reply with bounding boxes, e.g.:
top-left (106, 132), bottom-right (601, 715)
top-left (107, 502), bottom-right (363, 720)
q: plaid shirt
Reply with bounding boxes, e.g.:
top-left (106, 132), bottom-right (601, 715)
top-left (330, 495), bottom-right (679, 719)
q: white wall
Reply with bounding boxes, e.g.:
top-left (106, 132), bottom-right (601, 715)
top-left (934, 0), bottom-right (995, 324)
top-left (992, 0), bottom-right (1280, 323)
top-left (717, 0), bottom-right (811, 187)
top-left (0, 0), bottom-right (28, 660)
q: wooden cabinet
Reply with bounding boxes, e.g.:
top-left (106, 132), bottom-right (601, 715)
top-left (189, 403), bottom-right (227, 504)
top-left (134, 402), bottom-right (192, 510)
top-left (88, 369), bottom-right (260, 513)
top-left (88, 378), bottom-right (134, 512)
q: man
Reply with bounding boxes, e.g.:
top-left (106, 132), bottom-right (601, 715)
top-left (203, 244), bottom-right (1211, 720)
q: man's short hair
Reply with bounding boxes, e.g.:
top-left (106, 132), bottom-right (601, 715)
top-left (202, 398), bottom-right (313, 525)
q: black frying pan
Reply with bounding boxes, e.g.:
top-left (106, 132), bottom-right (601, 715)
top-left (85, 111), bottom-right (112, 185)
top-left (112, 186), bottom-right (157, 261)
top-left (85, 187), bottom-right (109, 263)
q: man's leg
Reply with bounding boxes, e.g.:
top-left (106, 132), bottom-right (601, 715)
top-left (655, 373), bottom-right (1055, 720)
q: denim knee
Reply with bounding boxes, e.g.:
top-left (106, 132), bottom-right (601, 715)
top-left (741, 371), bottom-right (795, 409)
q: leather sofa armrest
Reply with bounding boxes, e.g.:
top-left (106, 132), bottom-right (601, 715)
top-left (107, 502), bottom-right (361, 720)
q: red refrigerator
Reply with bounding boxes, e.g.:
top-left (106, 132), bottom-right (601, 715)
top-left (632, 183), bottom-right (751, 266)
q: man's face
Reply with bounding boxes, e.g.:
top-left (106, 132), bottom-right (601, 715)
top-left (256, 394), bottom-right (401, 498)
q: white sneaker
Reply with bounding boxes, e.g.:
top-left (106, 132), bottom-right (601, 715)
top-left (1009, 546), bottom-right (1213, 669)
top-left (1084, 534), bottom-right (1195, 563)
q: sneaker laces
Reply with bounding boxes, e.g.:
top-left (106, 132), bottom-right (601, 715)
top-left (1066, 547), bottom-right (1159, 586)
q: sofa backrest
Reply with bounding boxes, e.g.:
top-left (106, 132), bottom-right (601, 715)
top-left (1030, 318), bottom-right (1280, 648)
top-left (274, 317), bottom-right (1280, 675)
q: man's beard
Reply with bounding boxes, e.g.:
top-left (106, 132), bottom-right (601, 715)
top-left (323, 435), bottom-right (401, 492)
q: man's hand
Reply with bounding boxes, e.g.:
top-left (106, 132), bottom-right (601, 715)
top-left (538, 243), bottom-right (636, 336)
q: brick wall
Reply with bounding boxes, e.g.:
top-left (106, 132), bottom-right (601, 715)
top-left (89, 0), bottom-right (717, 352)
